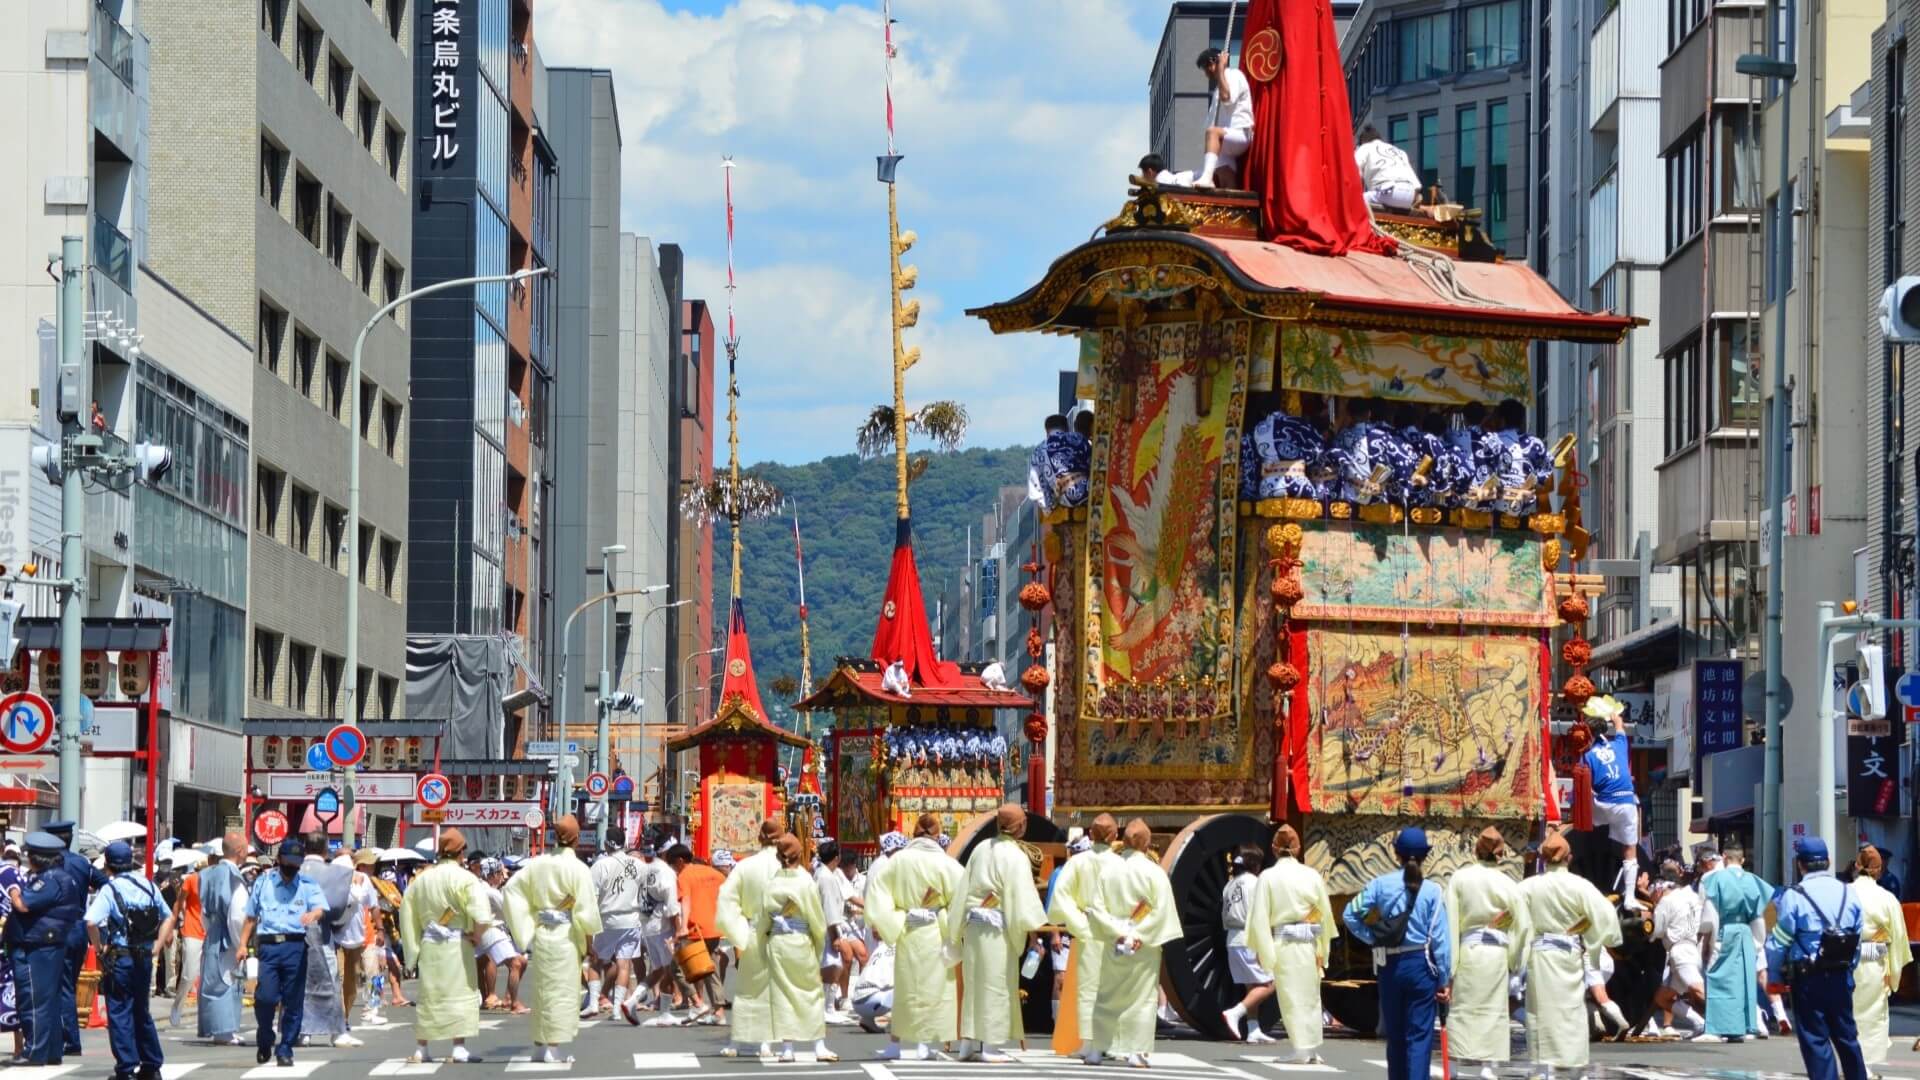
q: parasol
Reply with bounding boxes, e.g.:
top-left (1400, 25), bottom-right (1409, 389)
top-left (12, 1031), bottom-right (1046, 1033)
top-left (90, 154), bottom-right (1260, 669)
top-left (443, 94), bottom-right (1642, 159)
top-left (379, 848), bottom-right (427, 863)
top-left (166, 848), bottom-right (210, 869)
top-left (96, 821), bottom-right (147, 843)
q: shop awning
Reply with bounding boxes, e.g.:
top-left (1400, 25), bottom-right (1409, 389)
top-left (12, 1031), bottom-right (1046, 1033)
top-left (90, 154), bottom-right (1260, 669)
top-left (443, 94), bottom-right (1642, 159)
top-left (13, 617), bottom-right (168, 652)
top-left (1587, 619), bottom-right (1697, 674)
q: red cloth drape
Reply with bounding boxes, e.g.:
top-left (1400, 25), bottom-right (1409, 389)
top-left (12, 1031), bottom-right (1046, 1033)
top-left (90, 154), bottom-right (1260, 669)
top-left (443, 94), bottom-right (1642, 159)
top-left (870, 519), bottom-right (962, 688)
top-left (719, 598), bottom-right (770, 721)
top-left (1239, 0), bottom-right (1397, 256)
top-left (1280, 625), bottom-right (1312, 817)
top-left (1540, 634), bottom-right (1564, 824)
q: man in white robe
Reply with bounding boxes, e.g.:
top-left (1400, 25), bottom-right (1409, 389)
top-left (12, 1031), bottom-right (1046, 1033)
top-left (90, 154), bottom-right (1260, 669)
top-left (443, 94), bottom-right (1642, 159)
top-left (714, 819), bottom-right (785, 1058)
top-left (1519, 830), bottom-right (1622, 1075)
top-left (1651, 861), bottom-right (1708, 1037)
top-left (1443, 827), bottom-right (1529, 1079)
top-left (396, 829), bottom-right (490, 1063)
top-left (949, 805), bottom-right (1047, 1063)
top-left (865, 813), bottom-right (963, 1060)
top-left (1853, 845), bottom-right (1909, 1069)
top-left (1046, 814), bottom-right (1119, 1061)
top-left (1246, 824), bottom-right (1334, 1065)
top-left (1084, 819), bottom-right (1185, 1068)
top-left (502, 814), bottom-right (603, 1063)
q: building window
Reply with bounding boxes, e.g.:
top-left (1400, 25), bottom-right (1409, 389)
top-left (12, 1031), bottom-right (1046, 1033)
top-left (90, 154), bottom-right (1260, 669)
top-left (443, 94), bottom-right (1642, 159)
top-left (378, 674), bottom-right (399, 718)
top-left (289, 483), bottom-right (316, 555)
top-left (1763, 178), bottom-right (1800, 302)
top-left (292, 327), bottom-right (317, 399)
top-left (1417, 111), bottom-right (1440, 190)
top-left (1388, 115), bottom-right (1410, 149)
top-left (326, 352), bottom-right (348, 419)
top-left (1395, 12), bottom-right (1453, 82)
top-left (261, 0), bottom-right (288, 45)
top-left (360, 378), bottom-right (377, 440)
top-left (1456, 105), bottom-right (1479, 210)
top-left (1486, 100), bottom-right (1509, 246)
top-left (294, 171), bottom-right (321, 246)
top-left (255, 462), bottom-right (285, 536)
top-left (321, 656), bottom-right (343, 717)
top-left (380, 537), bottom-right (402, 597)
top-left (1669, 0), bottom-right (1707, 53)
top-left (295, 16), bottom-right (320, 84)
top-left (1715, 111), bottom-right (1756, 213)
top-left (327, 53), bottom-right (352, 119)
top-left (383, 260), bottom-right (404, 313)
top-left (1888, 42), bottom-right (1908, 285)
top-left (1463, 0), bottom-right (1521, 70)
top-left (1714, 321), bottom-right (1760, 428)
top-left (259, 137), bottom-right (287, 208)
top-left (357, 87), bottom-right (379, 152)
top-left (326, 198), bottom-right (349, 268)
top-left (1666, 127), bottom-right (1703, 253)
top-left (287, 643), bottom-right (313, 712)
top-left (385, 122), bottom-right (405, 184)
top-left (258, 301), bottom-right (286, 374)
top-left (323, 504), bottom-right (347, 570)
top-left (358, 523), bottom-right (376, 587)
top-left (356, 233), bottom-right (377, 294)
top-left (386, 0), bottom-right (405, 42)
top-left (1664, 337), bottom-right (1702, 454)
top-left (382, 398), bottom-right (403, 459)
top-left (251, 629), bottom-right (282, 702)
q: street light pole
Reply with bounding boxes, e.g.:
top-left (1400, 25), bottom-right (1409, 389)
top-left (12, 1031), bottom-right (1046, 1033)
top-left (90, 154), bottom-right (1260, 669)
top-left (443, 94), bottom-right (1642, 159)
top-left (55, 235), bottom-right (84, 823)
top-left (551, 586), bottom-right (658, 822)
top-left (594, 545), bottom-right (627, 847)
top-left (630, 596), bottom-right (687, 839)
top-left (678, 646), bottom-right (725, 728)
top-left (343, 265), bottom-right (550, 847)
top-left (1815, 607), bottom-right (1920, 849)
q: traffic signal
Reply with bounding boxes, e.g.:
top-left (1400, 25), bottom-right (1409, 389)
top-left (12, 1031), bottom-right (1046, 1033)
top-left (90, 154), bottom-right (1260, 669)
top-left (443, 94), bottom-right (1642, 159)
top-left (130, 442), bottom-right (173, 484)
top-left (1881, 276), bottom-right (1920, 343)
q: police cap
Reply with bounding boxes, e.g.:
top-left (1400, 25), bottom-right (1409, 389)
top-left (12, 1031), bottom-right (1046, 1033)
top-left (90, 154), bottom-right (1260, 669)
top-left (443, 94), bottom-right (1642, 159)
top-left (24, 832), bottom-right (65, 856)
top-left (1793, 835), bottom-right (1830, 862)
top-left (44, 820), bottom-right (75, 838)
top-left (104, 840), bottom-right (136, 869)
top-left (276, 839), bottom-right (305, 866)
top-left (1393, 826), bottom-right (1430, 858)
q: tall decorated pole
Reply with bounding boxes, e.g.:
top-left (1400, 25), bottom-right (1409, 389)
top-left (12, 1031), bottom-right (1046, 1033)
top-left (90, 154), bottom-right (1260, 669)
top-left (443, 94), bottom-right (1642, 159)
top-left (791, 500), bottom-right (812, 700)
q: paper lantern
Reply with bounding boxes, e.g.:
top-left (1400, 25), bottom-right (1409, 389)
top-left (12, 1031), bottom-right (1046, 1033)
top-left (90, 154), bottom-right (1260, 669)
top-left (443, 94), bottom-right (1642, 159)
top-left (1020, 665), bottom-right (1051, 693)
top-left (1266, 662), bottom-right (1300, 692)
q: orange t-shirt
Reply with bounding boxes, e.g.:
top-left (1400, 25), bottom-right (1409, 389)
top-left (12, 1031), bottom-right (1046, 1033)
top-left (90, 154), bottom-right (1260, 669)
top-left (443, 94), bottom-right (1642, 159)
top-left (679, 863), bottom-right (724, 939)
top-left (178, 871), bottom-right (205, 940)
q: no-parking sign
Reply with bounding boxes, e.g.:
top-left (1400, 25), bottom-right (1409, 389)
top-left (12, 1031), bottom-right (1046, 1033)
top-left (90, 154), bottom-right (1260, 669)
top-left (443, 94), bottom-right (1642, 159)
top-left (584, 772), bottom-right (610, 798)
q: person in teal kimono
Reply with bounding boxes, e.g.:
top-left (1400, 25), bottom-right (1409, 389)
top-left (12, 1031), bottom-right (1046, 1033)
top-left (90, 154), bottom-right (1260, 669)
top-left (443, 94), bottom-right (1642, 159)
top-left (1701, 844), bottom-right (1771, 1039)
top-left (197, 832), bottom-right (250, 1045)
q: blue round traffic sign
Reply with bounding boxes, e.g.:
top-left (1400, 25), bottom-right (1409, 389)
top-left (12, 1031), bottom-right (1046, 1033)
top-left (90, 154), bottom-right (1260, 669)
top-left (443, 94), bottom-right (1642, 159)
top-left (1897, 671), bottom-right (1920, 710)
top-left (0, 692), bottom-right (55, 755)
top-left (585, 772), bottom-right (610, 798)
top-left (324, 724), bottom-right (367, 769)
top-left (305, 743), bottom-right (332, 771)
top-left (416, 771), bottom-right (452, 809)
top-left (612, 775), bottom-right (634, 800)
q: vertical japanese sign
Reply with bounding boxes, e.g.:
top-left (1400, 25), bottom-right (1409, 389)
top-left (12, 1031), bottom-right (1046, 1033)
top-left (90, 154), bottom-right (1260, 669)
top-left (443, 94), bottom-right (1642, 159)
top-left (1692, 658), bottom-right (1744, 776)
top-left (429, 0), bottom-right (462, 162)
top-left (1849, 661), bottom-right (1902, 818)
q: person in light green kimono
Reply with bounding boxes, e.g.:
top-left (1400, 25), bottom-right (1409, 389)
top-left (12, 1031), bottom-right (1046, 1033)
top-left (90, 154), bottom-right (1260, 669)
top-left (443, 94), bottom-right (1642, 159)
top-left (950, 805), bottom-right (1048, 1063)
top-left (714, 819), bottom-right (784, 1058)
top-left (757, 834), bottom-right (837, 1064)
top-left (1247, 824), bottom-right (1336, 1065)
top-left (1085, 819), bottom-right (1185, 1069)
top-left (865, 813), bottom-right (963, 1061)
top-left (1046, 814), bottom-right (1120, 1062)
top-left (501, 815), bottom-right (603, 1064)
top-left (1851, 845), bottom-right (1909, 1069)
top-left (1442, 827), bottom-right (1529, 1079)
top-left (396, 829), bottom-right (491, 1064)
top-left (1518, 830), bottom-right (1621, 1074)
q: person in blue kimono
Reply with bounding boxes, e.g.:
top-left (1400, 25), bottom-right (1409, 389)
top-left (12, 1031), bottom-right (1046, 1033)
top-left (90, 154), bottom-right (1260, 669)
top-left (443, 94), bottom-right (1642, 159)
top-left (1249, 412), bottom-right (1332, 501)
top-left (1342, 828), bottom-right (1451, 1080)
top-left (1331, 399), bottom-right (1383, 504)
top-left (197, 832), bottom-right (250, 1046)
top-left (7, 833), bottom-right (86, 1066)
top-left (1028, 413), bottom-right (1092, 510)
top-left (1492, 399), bottom-right (1553, 516)
top-left (1403, 412), bottom-right (1454, 508)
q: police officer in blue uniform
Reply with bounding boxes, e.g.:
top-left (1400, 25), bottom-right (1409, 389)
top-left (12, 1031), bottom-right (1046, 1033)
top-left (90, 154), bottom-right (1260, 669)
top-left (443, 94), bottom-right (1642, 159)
top-left (86, 841), bottom-right (175, 1080)
top-left (1341, 827), bottom-right (1452, 1080)
top-left (44, 819), bottom-right (107, 1058)
top-left (237, 839), bottom-right (327, 1066)
top-left (1767, 835), bottom-right (1869, 1080)
top-left (5, 832), bottom-right (87, 1066)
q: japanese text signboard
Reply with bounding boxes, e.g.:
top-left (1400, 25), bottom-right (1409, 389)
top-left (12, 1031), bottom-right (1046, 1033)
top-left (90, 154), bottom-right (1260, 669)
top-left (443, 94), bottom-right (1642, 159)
top-left (407, 803), bottom-right (543, 827)
top-left (1850, 663), bottom-right (1902, 818)
top-left (1693, 659), bottom-right (1745, 776)
top-left (428, 0), bottom-right (461, 163)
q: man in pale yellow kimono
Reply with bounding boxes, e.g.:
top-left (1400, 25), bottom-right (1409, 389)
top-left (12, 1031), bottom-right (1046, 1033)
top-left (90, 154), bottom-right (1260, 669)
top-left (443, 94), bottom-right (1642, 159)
top-left (1444, 827), bottom-right (1529, 1080)
top-left (950, 804), bottom-right (1048, 1063)
top-left (397, 829), bottom-right (492, 1064)
top-left (758, 834), bottom-right (838, 1063)
top-left (865, 813), bottom-right (963, 1061)
top-left (502, 815), bottom-right (603, 1064)
top-left (1246, 824), bottom-right (1335, 1065)
top-left (1046, 813), bottom-right (1119, 1062)
top-left (1085, 819), bottom-right (1184, 1069)
top-left (1854, 845), bottom-right (1909, 1070)
top-left (715, 819), bottom-right (784, 1058)
top-left (1518, 830), bottom-right (1621, 1076)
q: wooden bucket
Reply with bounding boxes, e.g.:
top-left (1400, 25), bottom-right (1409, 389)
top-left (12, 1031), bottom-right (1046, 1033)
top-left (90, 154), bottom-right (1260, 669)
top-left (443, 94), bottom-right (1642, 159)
top-left (674, 936), bottom-right (715, 982)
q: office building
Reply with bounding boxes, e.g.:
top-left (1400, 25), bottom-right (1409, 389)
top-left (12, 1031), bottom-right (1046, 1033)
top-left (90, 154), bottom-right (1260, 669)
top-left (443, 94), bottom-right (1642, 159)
top-left (673, 299), bottom-right (717, 722)
top-left (1148, 1), bottom-right (1362, 176)
top-left (543, 67), bottom-right (622, 756)
top-left (145, 0), bottom-right (414, 836)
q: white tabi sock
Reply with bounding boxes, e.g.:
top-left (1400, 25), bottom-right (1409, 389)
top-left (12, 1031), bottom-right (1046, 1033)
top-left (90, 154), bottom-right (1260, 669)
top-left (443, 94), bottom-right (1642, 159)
top-left (1197, 152), bottom-right (1221, 187)
top-left (610, 985), bottom-right (627, 1012)
top-left (586, 980), bottom-right (602, 1007)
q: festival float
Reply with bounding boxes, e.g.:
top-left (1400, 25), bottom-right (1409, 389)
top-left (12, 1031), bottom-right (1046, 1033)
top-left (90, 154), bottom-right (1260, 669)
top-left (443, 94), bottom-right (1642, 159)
top-left (958, 0), bottom-right (1638, 1035)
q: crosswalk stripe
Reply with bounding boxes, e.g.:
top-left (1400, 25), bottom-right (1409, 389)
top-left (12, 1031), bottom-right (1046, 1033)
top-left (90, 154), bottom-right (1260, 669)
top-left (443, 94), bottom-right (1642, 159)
top-left (862, 1065), bottom-right (895, 1080)
top-left (1361, 1061), bottom-right (1439, 1078)
top-left (1241, 1059), bottom-right (1340, 1074)
top-left (505, 1056), bottom-right (574, 1073)
top-left (2, 1067), bottom-right (77, 1080)
top-left (160, 1066), bottom-right (204, 1080)
top-left (243, 1062), bottom-right (327, 1079)
top-left (632, 1053), bottom-right (701, 1070)
top-left (372, 1060), bottom-right (443, 1076)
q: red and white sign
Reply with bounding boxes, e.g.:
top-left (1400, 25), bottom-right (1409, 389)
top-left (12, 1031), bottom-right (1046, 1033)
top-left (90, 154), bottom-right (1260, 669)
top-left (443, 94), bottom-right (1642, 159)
top-left (0, 692), bottom-right (56, 754)
top-left (262, 771), bottom-right (417, 802)
top-left (407, 802), bottom-right (543, 827)
top-left (323, 724), bottom-right (367, 769)
top-left (584, 772), bottom-right (610, 798)
top-left (416, 771), bottom-right (453, 809)
top-left (254, 809), bottom-right (290, 846)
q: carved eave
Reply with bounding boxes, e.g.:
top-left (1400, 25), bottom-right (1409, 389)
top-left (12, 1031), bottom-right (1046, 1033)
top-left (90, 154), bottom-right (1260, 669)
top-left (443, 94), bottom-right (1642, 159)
top-left (667, 690), bottom-right (811, 753)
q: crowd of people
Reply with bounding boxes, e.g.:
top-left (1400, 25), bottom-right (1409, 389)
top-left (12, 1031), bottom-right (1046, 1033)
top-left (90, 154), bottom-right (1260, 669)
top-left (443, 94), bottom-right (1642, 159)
top-left (1, 774), bottom-right (1906, 1080)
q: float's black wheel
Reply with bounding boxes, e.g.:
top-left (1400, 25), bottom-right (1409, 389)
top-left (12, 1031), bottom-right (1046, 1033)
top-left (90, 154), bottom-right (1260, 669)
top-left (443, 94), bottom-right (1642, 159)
top-left (1158, 813), bottom-right (1278, 1040)
top-left (950, 808), bottom-right (1067, 864)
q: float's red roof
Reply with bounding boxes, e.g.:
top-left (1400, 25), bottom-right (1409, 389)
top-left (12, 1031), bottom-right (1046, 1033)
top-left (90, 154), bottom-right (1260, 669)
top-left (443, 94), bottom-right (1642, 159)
top-left (667, 599), bottom-right (808, 752)
top-left (796, 665), bottom-right (1033, 713)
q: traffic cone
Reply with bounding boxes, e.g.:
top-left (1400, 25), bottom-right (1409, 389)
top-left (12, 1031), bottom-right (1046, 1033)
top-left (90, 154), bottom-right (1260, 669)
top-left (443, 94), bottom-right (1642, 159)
top-left (85, 947), bottom-right (107, 1029)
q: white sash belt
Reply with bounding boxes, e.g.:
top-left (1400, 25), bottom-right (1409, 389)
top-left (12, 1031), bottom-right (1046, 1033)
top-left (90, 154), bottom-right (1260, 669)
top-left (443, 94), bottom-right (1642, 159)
top-left (1464, 928), bottom-right (1510, 949)
top-left (536, 909), bottom-right (571, 926)
top-left (1276, 922), bottom-right (1322, 943)
top-left (1532, 932), bottom-right (1580, 953)
top-left (770, 915), bottom-right (809, 936)
top-left (422, 923), bottom-right (463, 943)
top-left (966, 907), bottom-right (1005, 932)
top-left (905, 907), bottom-right (942, 929)
top-left (1859, 941), bottom-right (1891, 962)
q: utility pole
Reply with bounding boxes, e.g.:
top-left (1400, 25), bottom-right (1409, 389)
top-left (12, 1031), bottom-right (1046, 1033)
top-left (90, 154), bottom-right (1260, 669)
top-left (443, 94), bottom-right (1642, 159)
top-left (596, 544), bottom-right (622, 847)
top-left (56, 235), bottom-right (85, 823)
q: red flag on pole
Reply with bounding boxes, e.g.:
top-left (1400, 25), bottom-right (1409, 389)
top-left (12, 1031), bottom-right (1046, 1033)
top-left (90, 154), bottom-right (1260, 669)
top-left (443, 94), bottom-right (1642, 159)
top-left (1237, 0), bottom-right (1396, 256)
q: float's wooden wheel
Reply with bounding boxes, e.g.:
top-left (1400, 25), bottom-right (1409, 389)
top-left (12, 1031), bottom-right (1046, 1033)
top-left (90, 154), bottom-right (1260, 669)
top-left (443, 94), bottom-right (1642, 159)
top-left (1158, 813), bottom-right (1278, 1040)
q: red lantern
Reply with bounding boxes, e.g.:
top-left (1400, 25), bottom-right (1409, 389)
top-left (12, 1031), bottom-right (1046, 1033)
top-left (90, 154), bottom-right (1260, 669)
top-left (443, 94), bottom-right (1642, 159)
top-left (263, 736), bottom-right (282, 769)
top-left (1266, 662), bottom-right (1301, 692)
top-left (1020, 665), bottom-right (1051, 693)
top-left (1018, 581), bottom-right (1052, 612)
top-left (287, 737), bottom-right (304, 765)
top-left (407, 738), bottom-right (422, 766)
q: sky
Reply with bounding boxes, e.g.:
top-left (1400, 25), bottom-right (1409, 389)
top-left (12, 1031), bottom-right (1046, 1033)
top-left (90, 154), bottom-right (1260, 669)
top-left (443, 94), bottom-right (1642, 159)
top-left (533, 0), bottom-right (1173, 464)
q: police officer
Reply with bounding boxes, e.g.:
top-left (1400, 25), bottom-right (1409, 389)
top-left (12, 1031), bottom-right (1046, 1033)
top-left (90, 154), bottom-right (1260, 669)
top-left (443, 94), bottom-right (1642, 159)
top-left (236, 839), bottom-right (327, 1066)
top-left (5, 833), bottom-right (87, 1066)
top-left (44, 819), bottom-right (107, 1058)
top-left (1341, 827), bottom-right (1453, 1080)
top-left (1767, 835), bottom-right (1869, 1080)
top-left (86, 841), bottom-right (175, 1080)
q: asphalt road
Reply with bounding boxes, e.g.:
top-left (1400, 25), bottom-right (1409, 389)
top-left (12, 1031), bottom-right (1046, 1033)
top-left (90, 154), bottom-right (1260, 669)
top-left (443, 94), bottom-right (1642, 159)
top-left (64, 991), bottom-right (1905, 1080)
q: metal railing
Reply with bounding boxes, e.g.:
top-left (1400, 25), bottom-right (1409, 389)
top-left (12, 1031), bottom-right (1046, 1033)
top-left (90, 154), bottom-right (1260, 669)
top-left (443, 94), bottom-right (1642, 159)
top-left (94, 214), bottom-right (132, 291)
top-left (94, 2), bottom-right (134, 86)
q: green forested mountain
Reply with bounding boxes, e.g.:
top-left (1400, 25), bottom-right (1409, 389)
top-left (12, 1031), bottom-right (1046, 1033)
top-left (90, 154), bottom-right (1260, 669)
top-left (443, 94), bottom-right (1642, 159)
top-left (710, 445), bottom-right (1032, 719)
